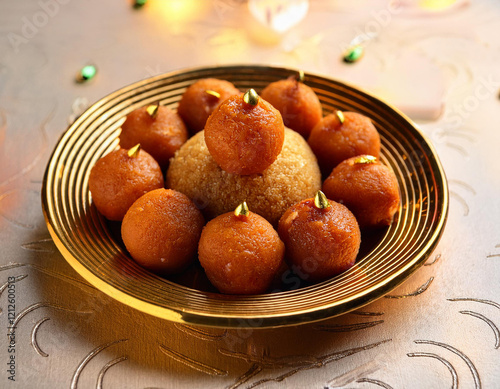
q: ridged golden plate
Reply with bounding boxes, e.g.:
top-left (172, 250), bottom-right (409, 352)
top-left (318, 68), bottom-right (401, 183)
top-left (42, 65), bottom-right (448, 328)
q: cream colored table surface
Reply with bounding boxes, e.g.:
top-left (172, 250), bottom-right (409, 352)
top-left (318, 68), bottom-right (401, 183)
top-left (1, 1), bottom-right (500, 388)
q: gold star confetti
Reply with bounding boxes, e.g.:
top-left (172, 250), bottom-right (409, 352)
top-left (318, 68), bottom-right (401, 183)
top-left (243, 89), bottom-right (259, 106)
top-left (234, 201), bottom-right (250, 217)
top-left (146, 103), bottom-right (160, 118)
top-left (205, 90), bottom-right (221, 99)
top-left (314, 191), bottom-right (330, 209)
top-left (335, 110), bottom-right (345, 124)
top-left (353, 155), bottom-right (377, 164)
top-left (127, 144), bottom-right (141, 158)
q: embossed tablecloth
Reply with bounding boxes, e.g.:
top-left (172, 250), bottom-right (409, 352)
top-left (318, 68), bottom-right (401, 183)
top-left (1, 1), bottom-right (500, 388)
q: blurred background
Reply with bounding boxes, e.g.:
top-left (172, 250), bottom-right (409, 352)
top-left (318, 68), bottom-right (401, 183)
top-left (1, 1), bottom-right (500, 388)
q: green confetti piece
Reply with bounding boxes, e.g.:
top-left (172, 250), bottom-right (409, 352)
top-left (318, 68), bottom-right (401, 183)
top-left (76, 65), bottom-right (97, 83)
top-left (343, 45), bottom-right (364, 64)
top-left (134, 0), bottom-right (147, 8)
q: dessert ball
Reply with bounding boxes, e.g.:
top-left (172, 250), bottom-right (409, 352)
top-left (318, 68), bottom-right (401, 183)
top-left (204, 90), bottom-right (285, 175)
top-left (121, 189), bottom-right (205, 275)
top-left (260, 77), bottom-right (322, 138)
top-left (322, 155), bottom-right (400, 228)
top-left (88, 146), bottom-right (164, 221)
top-left (278, 192), bottom-right (361, 282)
top-left (120, 105), bottom-right (188, 170)
top-left (308, 111), bottom-right (380, 175)
top-left (177, 78), bottom-right (241, 134)
top-left (198, 204), bottom-right (285, 294)
top-left (167, 128), bottom-right (321, 226)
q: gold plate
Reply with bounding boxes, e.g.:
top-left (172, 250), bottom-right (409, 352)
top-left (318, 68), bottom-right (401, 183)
top-left (42, 65), bottom-right (448, 328)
